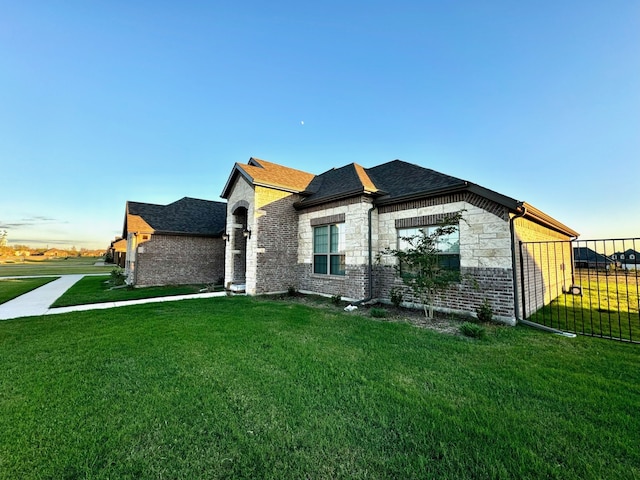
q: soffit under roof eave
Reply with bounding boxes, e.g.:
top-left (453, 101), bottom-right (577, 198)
top-left (464, 183), bottom-right (525, 211)
top-left (293, 189), bottom-right (384, 210)
top-left (372, 184), bottom-right (470, 207)
top-left (252, 181), bottom-right (308, 194)
top-left (465, 184), bottom-right (578, 237)
top-left (521, 202), bottom-right (579, 238)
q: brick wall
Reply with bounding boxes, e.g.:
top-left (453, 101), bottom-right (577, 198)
top-left (298, 263), bottom-right (368, 301)
top-left (513, 217), bottom-right (573, 318)
top-left (254, 190), bottom-right (301, 294)
top-left (375, 265), bottom-right (516, 324)
top-left (135, 234), bottom-right (224, 286)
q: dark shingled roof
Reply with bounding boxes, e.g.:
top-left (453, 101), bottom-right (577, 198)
top-left (224, 157), bottom-right (577, 237)
top-left (125, 197), bottom-right (227, 237)
top-left (573, 247), bottom-right (614, 265)
top-left (297, 159), bottom-right (468, 206)
top-left (366, 160), bottom-right (467, 202)
top-left (301, 164), bottom-right (375, 201)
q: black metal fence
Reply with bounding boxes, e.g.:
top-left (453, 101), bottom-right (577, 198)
top-left (519, 238), bottom-right (640, 343)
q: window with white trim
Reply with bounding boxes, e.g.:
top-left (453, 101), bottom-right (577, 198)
top-left (397, 225), bottom-right (460, 271)
top-left (313, 224), bottom-right (345, 275)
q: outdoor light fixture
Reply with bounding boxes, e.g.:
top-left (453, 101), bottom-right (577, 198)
top-left (242, 228), bottom-right (251, 239)
top-left (222, 233), bottom-right (229, 242)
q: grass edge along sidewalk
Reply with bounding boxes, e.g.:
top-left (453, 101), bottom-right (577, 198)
top-left (0, 295), bottom-right (638, 479)
top-left (0, 277), bottom-right (59, 304)
top-left (50, 275), bottom-right (220, 308)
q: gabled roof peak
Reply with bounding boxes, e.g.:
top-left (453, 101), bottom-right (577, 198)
top-left (221, 157), bottom-right (315, 198)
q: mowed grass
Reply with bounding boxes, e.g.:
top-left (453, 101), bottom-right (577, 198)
top-left (0, 256), bottom-right (113, 276)
top-left (51, 275), bottom-right (218, 307)
top-left (0, 277), bottom-right (59, 304)
top-left (531, 272), bottom-right (640, 342)
top-left (1, 296), bottom-right (638, 479)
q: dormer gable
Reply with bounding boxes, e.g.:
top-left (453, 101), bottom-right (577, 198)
top-left (221, 157), bottom-right (315, 198)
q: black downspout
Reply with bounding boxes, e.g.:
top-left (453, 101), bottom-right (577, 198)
top-left (509, 205), bottom-right (527, 323)
top-left (355, 204), bottom-right (376, 305)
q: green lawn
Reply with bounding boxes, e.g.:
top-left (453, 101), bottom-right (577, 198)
top-left (530, 273), bottom-right (640, 342)
top-left (0, 277), bottom-right (59, 304)
top-left (1, 296), bottom-right (638, 479)
top-left (51, 275), bottom-right (220, 307)
top-left (0, 257), bottom-right (113, 276)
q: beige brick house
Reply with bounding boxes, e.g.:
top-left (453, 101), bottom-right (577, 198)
top-left (122, 197), bottom-right (227, 287)
top-left (221, 158), bottom-right (578, 324)
top-left (108, 237), bottom-right (127, 268)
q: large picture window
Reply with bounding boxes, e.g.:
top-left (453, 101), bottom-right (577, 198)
top-left (313, 224), bottom-right (345, 275)
top-left (397, 225), bottom-right (460, 271)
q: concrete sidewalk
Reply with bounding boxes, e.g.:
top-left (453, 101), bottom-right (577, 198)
top-left (0, 275), bottom-right (227, 321)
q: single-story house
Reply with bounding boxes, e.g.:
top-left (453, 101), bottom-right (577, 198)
top-left (573, 247), bottom-right (616, 270)
top-left (43, 248), bottom-right (68, 257)
top-left (122, 197), bottom-right (227, 286)
top-left (221, 158), bottom-right (579, 324)
top-left (611, 249), bottom-right (640, 270)
top-left (107, 237), bottom-right (127, 268)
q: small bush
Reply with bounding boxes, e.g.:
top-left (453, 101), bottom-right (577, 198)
top-left (109, 268), bottom-right (127, 287)
top-left (460, 322), bottom-right (486, 339)
top-left (331, 294), bottom-right (342, 305)
top-left (287, 285), bottom-right (297, 296)
top-left (389, 287), bottom-right (403, 308)
top-left (475, 298), bottom-right (494, 323)
top-left (369, 307), bottom-right (388, 318)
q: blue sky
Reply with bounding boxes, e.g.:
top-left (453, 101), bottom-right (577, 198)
top-left (1, 1), bottom-right (638, 249)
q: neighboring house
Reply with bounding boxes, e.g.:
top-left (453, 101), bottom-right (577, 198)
top-left (611, 249), bottom-right (640, 270)
top-left (573, 247), bottom-right (616, 270)
top-left (123, 197), bottom-right (227, 286)
top-left (221, 157), bottom-right (578, 324)
top-left (43, 248), bottom-right (68, 257)
top-left (107, 237), bottom-right (127, 268)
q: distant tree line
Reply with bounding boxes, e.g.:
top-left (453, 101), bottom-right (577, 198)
top-left (0, 245), bottom-right (105, 258)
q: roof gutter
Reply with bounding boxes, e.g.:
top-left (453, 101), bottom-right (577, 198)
top-left (521, 202), bottom-right (579, 238)
top-left (152, 230), bottom-right (222, 238)
top-left (372, 183), bottom-right (468, 207)
top-left (293, 188), bottom-right (382, 210)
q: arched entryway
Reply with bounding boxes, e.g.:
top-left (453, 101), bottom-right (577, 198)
top-left (232, 206), bottom-right (248, 285)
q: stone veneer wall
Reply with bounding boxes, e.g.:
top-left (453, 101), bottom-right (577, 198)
top-left (225, 177), bottom-right (255, 292)
top-left (135, 234), bottom-right (225, 287)
top-left (376, 193), bottom-right (517, 323)
top-left (297, 197), bottom-right (373, 301)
